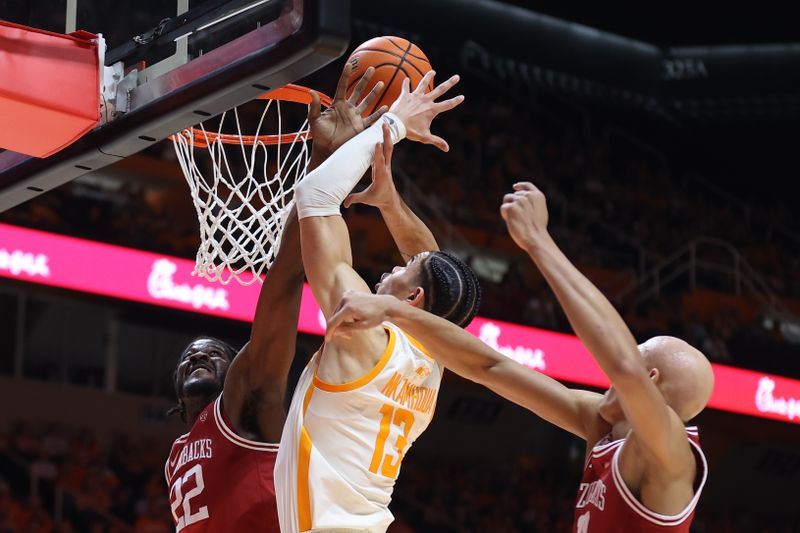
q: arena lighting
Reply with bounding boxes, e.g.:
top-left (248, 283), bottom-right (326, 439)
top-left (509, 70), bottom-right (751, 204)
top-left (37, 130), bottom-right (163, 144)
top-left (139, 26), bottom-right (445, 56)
top-left (2, 222), bottom-right (800, 425)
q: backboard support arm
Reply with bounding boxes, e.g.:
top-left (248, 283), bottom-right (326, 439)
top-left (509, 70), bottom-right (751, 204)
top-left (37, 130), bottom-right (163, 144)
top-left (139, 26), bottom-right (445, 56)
top-left (0, 0), bottom-right (349, 212)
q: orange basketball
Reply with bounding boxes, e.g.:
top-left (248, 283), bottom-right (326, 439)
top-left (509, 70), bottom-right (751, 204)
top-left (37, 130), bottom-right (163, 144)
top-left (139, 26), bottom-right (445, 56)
top-left (347, 36), bottom-right (434, 117)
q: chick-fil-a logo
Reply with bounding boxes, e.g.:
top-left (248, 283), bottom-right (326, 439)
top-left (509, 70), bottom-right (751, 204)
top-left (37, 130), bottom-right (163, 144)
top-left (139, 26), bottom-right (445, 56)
top-left (8, 222), bottom-right (800, 426)
top-left (756, 376), bottom-right (800, 421)
top-left (478, 321), bottom-right (546, 371)
top-left (147, 259), bottom-right (229, 311)
top-left (0, 248), bottom-right (50, 278)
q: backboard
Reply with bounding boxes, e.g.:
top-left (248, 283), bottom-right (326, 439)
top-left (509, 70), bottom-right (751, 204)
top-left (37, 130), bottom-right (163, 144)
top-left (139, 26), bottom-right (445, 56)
top-left (0, 0), bottom-right (350, 211)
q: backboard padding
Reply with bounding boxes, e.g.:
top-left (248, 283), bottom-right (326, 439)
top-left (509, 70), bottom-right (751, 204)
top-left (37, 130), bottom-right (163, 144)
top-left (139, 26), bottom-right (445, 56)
top-left (0, 0), bottom-right (349, 212)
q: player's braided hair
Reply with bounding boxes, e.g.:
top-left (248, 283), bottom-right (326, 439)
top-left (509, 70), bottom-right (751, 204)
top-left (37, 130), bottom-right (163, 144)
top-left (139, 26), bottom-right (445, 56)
top-left (167, 336), bottom-right (238, 423)
top-left (418, 251), bottom-right (481, 328)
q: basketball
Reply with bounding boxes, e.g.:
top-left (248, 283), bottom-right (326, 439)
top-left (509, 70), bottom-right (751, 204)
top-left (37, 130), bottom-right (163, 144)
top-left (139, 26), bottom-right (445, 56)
top-left (347, 36), bottom-right (434, 116)
top-left (5, 4), bottom-right (800, 533)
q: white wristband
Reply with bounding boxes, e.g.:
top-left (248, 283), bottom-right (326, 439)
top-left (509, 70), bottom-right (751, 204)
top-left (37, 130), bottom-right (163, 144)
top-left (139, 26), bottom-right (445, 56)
top-left (295, 113), bottom-right (406, 219)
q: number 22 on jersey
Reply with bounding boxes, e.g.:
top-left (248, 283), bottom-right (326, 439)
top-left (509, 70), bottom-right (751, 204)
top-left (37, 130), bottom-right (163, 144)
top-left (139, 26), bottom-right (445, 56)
top-left (369, 403), bottom-right (415, 478)
top-left (170, 464), bottom-right (210, 531)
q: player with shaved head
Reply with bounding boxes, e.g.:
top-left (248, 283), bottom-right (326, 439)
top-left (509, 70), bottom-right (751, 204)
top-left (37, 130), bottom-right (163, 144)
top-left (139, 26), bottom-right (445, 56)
top-left (327, 182), bottom-right (714, 533)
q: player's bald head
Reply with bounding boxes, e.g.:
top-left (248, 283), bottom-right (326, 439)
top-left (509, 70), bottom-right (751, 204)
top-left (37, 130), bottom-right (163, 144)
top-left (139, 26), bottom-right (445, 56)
top-left (639, 336), bottom-right (714, 421)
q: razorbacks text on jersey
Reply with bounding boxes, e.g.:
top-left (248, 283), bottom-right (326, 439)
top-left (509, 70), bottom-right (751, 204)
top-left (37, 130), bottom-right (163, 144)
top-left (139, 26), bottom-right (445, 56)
top-left (275, 323), bottom-right (442, 533)
top-left (165, 395), bottom-right (280, 532)
top-left (573, 427), bottom-right (707, 533)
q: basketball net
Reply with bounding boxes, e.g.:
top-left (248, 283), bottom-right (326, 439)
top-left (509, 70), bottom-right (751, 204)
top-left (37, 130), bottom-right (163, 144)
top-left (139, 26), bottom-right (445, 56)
top-left (171, 85), bottom-right (331, 285)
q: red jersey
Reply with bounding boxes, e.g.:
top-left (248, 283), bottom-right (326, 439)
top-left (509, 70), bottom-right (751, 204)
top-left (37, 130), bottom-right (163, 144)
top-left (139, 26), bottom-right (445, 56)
top-left (165, 395), bottom-right (280, 532)
top-left (573, 426), bottom-right (707, 533)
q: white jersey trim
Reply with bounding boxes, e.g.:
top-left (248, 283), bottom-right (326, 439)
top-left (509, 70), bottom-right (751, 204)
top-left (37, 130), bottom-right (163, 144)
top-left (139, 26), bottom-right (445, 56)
top-left (213, 395), bottom-right (280, 452)
top-left (589, 425), bottom-right (700, 463)
top-left (165, 432), bottom-right (192, 484)
top-left (610, 432), bottom-right (708, 527)
top-left (591, 438), bottom-right (624, 458)
top-left (584, 437), bottom-right (623, 469)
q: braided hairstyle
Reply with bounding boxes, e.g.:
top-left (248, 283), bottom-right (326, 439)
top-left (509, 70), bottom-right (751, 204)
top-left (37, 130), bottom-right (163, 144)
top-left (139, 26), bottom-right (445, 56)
top-left (417, 251), bottom-right (481, 328)
top-left (167, 335), bottom-right (238, 422)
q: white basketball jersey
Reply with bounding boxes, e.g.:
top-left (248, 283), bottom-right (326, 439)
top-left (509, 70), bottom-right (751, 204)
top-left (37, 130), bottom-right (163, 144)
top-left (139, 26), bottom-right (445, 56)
top-left (275, 322), bottom-right (443, 533)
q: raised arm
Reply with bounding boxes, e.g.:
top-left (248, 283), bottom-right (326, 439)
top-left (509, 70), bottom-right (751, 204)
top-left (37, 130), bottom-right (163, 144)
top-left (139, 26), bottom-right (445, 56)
top-left (500, 182), bottom-right (692, 472)
top-left (221, 65), bottom-right (386, 442)
top-left (345, 124), bottom-right (439, 261)
top-left (326, 291), bottom-right (602, 440)
top-left (295, 71), bottom-right (463, 319)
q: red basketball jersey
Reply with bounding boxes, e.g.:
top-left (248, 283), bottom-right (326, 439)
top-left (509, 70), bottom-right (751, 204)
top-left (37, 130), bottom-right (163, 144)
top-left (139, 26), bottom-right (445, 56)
top-left (573, 426), bottom-right (707, 533)
top-left (165, 395), bottom-right (280, 532)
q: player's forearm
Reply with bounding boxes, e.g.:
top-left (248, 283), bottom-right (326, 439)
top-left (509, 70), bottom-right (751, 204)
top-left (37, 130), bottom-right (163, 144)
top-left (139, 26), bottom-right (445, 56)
top-left (523, 234), bottom-right (646, 382)
top-left (381, 297), bottom-right (591, 437)
top-left (383, 299), bottom-right (500, 379)
top-left (380, 197), bottom-right (439, 261)
top-left (295, 114), bottom-right (406, 220)
top-left (308, 144), bottom-right (332, 173)
top-left (247, 207), bottom-right (304, 355)
top-left (266, 207), bottom-right (304, 281)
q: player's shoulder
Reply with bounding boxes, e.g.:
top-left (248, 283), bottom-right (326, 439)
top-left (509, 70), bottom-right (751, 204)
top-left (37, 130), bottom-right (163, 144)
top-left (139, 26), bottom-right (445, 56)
top-left (386, 321), bottom-right (436, 360)
top-left (170, 431), bottom-right (191, 449)
top-left (623, 421), bottom-right (705, 480)
top-left (685, 425), bottom-right (700, 442)
top-left (213, 393), bottom-right (280, 452)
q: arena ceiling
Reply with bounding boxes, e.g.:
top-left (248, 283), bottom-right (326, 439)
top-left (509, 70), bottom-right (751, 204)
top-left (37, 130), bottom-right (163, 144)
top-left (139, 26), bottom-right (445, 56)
top-left (499, 2), bottom-right (798, 47)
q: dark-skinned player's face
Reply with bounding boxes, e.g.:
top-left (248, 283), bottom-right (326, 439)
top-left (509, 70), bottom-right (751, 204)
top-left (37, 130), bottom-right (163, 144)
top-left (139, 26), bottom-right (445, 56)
top-left (175, 339), bottom-right (232, 401)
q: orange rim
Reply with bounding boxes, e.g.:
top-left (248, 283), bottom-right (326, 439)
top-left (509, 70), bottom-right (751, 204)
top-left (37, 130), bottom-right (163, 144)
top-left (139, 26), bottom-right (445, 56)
top-left (171, 84), bottom-right (332, 147)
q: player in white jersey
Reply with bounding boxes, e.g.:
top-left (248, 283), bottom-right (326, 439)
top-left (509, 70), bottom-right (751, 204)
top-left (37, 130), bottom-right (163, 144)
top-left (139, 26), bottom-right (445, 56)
top-left (275, 72), bottom-right (481, 532)
top-left (326, 183), bottom-right (715, 533)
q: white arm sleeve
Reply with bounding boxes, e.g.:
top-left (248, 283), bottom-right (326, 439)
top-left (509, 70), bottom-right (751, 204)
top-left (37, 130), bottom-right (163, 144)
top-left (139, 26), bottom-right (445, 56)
top-left (294, 113), bottom-right (406, 219)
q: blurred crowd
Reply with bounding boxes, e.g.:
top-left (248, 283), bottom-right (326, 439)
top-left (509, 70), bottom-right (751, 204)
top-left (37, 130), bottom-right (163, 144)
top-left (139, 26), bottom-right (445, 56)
top-left (2, 81), bottom-right (799, 375)
top-left (0, 422), bottom-right (171, 533)
top-left (389, 457), bottom-right (800, 533)
top-left (2, 420), bottom-right (796, 533)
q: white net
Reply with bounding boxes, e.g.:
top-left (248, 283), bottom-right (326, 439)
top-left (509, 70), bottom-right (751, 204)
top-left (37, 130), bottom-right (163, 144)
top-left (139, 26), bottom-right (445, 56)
top-left (171, 90), bottom-right (318, 285)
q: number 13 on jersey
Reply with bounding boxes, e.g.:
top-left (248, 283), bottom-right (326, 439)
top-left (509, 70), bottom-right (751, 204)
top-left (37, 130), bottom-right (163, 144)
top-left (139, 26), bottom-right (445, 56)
top-left (369, 403), bottom-right (415, 478)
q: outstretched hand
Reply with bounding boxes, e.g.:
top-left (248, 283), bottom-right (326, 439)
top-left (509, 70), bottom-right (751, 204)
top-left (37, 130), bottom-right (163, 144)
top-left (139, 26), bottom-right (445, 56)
top-left (344, 123), bottom-right (399, 210)
top-left (309, 63), bottom-right (388, 158)
top-left (325, 291), bottom-right (398, 343)
top-left (389, 71), bottom-right (464, 152)
top-left (500, 182), bottom-right (551, 251)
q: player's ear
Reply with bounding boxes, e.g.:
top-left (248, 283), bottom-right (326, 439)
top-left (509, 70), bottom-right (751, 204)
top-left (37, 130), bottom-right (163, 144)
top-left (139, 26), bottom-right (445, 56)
top-left (649, 368), bottom-right (660, 384)
top-left (406, 287), bottom-right (425, 309)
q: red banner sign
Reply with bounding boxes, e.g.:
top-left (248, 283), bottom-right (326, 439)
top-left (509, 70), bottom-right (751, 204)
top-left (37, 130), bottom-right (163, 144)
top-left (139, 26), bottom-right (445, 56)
top-left (2, 223), bottom-right (798, 424)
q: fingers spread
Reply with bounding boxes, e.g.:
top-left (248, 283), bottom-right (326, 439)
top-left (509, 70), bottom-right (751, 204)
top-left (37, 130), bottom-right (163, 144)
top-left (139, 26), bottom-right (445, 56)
top-left (426, 134), bottom-right (449, 152)
top-left (400, 77), bottom-right (411, 97)
top-left (433, 94), bottom-right (465, 115)
top-left (355, 80), bottom-right (383, 114)
top-left (364, 105), bottom-right (389, 127)
top-left (350, 66), bottom-right (375, 105)
top-left (428, 74), bottom-right (460, 100)
top-left (415, 70), bottom-right (436, 94)
top-left (308, 90), bottom-right (321, 121)
top-left (335, 62), bottom-right (353, 100)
